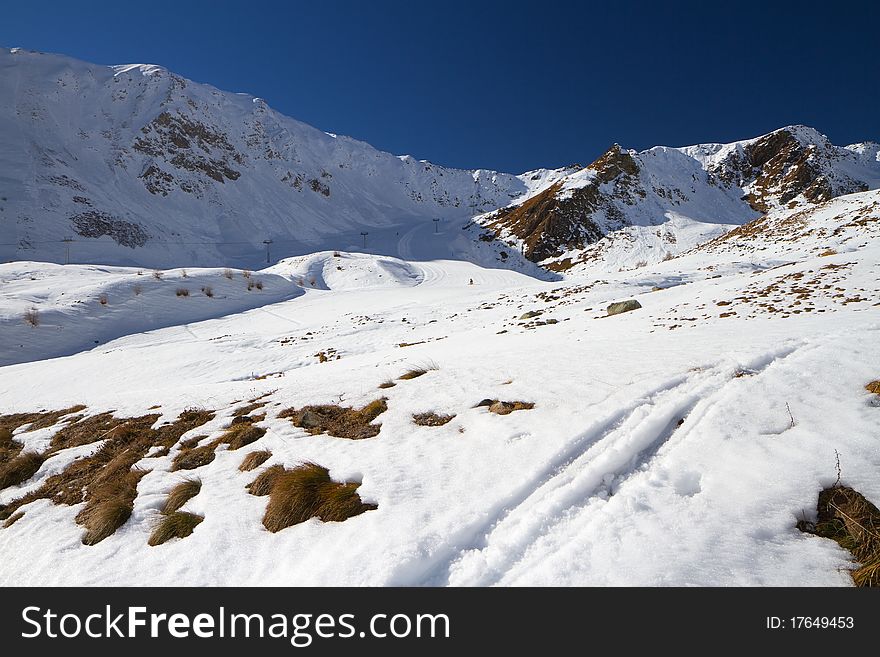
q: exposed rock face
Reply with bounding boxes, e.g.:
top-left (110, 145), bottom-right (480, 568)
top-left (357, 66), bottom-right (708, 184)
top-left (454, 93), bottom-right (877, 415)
top-left (708, 127), bottom-right (870, 212)
top-left (71, 211), bottom-right (149, 248)
top-left (480, 126), bottom-right (880, 271)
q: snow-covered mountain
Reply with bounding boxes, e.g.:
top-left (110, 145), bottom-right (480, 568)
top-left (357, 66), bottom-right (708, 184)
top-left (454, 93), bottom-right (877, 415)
top-left (479, 126), bottom-right (880, 272)
top-left (0, 47), bottom-right (568, 268)
top-left (3, 47), bottom-right (878, 276)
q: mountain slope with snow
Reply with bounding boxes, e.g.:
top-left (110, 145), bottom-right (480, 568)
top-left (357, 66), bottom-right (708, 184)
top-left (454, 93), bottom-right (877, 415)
top-left (0, 47), bottom-right (570, 269)
top-left (478, 126), bottom-right (880, 273)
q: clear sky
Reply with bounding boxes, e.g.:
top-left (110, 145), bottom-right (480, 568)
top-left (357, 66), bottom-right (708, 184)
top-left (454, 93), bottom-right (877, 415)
top-left (2, 0), bottom-right (877, 173)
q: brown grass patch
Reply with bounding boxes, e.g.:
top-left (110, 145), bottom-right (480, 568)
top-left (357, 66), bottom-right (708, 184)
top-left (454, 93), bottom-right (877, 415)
top-left (172, 441), bottom-right (220, 471)
top-left (413, 412), bottom-right (455, 427)
top-left (0, 451), bottom-right (45, 490)
top-left (279, 399), bottom-right (387, 440)
top-left (257, 463), bottom-right (376, 532)
top-left (148, 511), bottom-right (204, 546)
top-left (162, 478), bottom-right (201, 514)
top-left (246, 464), bottom-right (286, 496)
top-left (3, 511), bottom-right (24, 528)
top-left (221, 423), bottom-right (266, 450)
top-left (377, 380), bottom-right (396, 389)
top-left (239, 450), bottom-right (272, 472)
top-left (476, 400), bottom-right (535, 415)
top-left (0, 408), bottom-right (214, 544)
top-left (23, 307), bottom-right (40, 327)
top-left (799, 485), bottom-right (880, 586)
top-left (865, 380), bottom-right (880, 395)
top-left (175, 288), bottom-right (190, 297)
top-left (399, 368), bottom-right (428, 380)
top-left (232, 402), bottom-right (266, 417)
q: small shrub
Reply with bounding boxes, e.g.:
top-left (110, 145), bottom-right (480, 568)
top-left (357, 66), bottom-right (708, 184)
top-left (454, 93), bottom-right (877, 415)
top-left (180, 269), bottom-right (188, 278)
top-left (223, 268), bottom-right (234, 280)
top-left (239, 450), bottom-right (271, 472)
top-left (176, 288), bottom-right (190, 297)
top-left (98, 293), bottom-right (108, 306)
top-left (162, 478), bottom-right (201, 514)
top-left (153, 270), bottom-right (163, 280)
top-left (148, 511), bottom-right (203, 546)
top-left (201, 286), bottom-right (214, 298)
top-left (413, 412), bottom-right (455, 427)
top-left (259, 462), bottom-right (375, 532)
top-left (309, 277), bottom-right (317, 287)
top-left (23, 307), bottom-right (39, 327)
top-left (333, 251), bottom-right (341, 257)
top-left (247, 280), bottom-right (255, 291)
top-left (241, 270), bottom-right (252, 279)
top-left (255, 280), bottom-right (263, 290)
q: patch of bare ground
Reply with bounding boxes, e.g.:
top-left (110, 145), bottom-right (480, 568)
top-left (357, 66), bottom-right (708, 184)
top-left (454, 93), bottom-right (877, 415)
top-left (412, 412), bottom-right (456, 427)
top-left (249, 462), bottom-right (375, 532)
top-left (279, 399), bottom-right (387, 439)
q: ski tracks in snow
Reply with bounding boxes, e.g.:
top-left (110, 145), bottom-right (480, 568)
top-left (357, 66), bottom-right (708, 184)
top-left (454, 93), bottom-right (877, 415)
top-left (390, 340), bottom-right (809, 586)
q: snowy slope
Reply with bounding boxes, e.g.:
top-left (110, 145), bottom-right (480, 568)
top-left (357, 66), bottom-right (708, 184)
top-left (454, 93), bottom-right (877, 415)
top-left (0, 47), bottom-right (570, 268)
top-left (0, 188), bottom-right (877, 586)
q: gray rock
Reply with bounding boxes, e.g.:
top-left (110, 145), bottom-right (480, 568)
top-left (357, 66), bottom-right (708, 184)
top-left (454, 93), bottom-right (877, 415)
top-left (297, 410), bottom-right (323, 429)
top-left (606, 299), bottom-right (642, 316)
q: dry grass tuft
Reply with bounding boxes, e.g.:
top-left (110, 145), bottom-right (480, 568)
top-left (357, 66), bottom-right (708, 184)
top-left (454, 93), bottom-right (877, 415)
top-left (865, 380), bottom-right (880, 395)
top-left (223, 268), bottom-right (234, 280)
top-left (221, 423), bottom-right (266, 451)
top-left (98, 293), bottom-right (108, 306)
top-left (0, 451), bottom-right (45, 489)
top-left (799, 485), bottom-right (880, 587)
top-left (232, 402), bottom-right (266, 417)
top-left (378, 380), bottom-right (396, 389)
top-left (201, 286), bottom-right (214, 297)
top-left (399, 368), bottom-right (428, 380)
top-left (162, 478), bottom-right (201, 514)
top-left (3, 511), bottom-right (24, 528)
top-left (279, 399), bottom-right (387, 440)
top-left (23, 307), bottom-right (40, 327)
top-left (239, 450), bottom-right (271, 472)
top-left (247, 464), bottom-right (286, 496)
top-left (413, 412), bottom-right (455, 427)
top-left (175, 287), bottom-right (190, 297)
top-left (148, 511), bottom-right (204, 546)
top-left (172, 442), bottom-right (220, 471)
top-left (257, 463), bottom-right (376, 532)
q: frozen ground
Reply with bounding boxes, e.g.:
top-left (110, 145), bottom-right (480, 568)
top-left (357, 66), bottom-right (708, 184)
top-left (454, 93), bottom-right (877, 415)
top-left (0, 191), bottom-right (878, 585)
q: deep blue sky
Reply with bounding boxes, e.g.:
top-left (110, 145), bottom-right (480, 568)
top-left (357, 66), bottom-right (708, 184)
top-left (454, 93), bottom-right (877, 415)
top-left (3, 0), bottom-right (877, 172)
